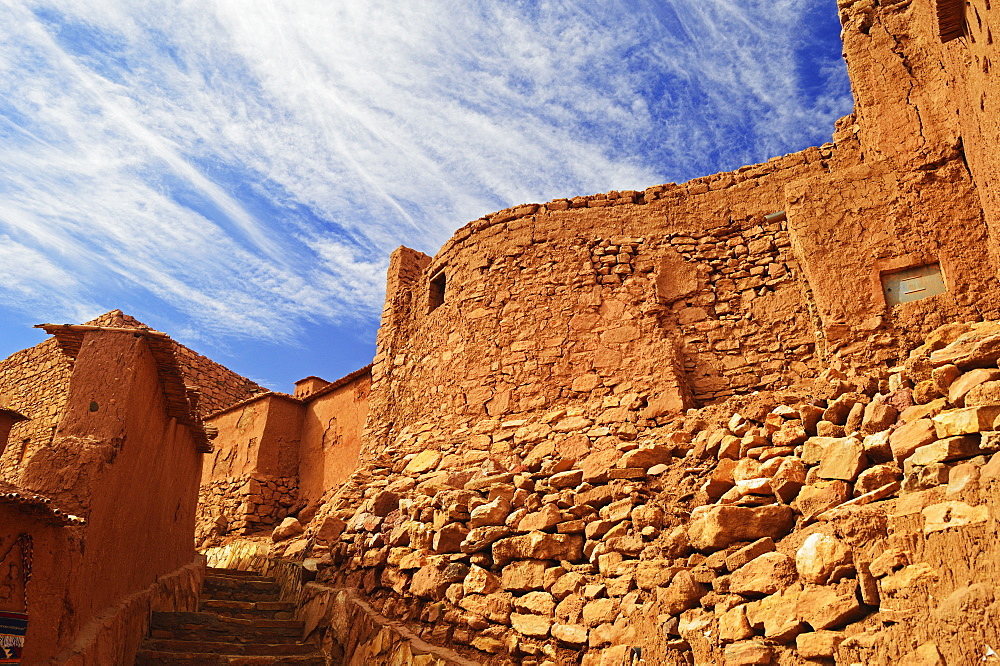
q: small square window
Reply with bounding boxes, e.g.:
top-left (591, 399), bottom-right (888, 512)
top-left (881, 263), bottom-right (946, 306)
top-left (428, 270), bottom-right (446, 312)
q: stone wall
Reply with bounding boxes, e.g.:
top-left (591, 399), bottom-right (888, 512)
top-left (364, 150), bottom-right (1000, 458)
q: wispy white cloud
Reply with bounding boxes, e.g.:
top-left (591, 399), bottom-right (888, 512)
top-left (0, 0), bottom-right (851, 369)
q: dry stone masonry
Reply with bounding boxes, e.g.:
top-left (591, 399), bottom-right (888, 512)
top-left (3, 0), bottom-right (1000, 663)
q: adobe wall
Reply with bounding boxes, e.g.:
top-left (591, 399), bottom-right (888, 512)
top-left (839, 0), bottom-right (1000, 249)
top-left (297, 370), bottom-right (372, 503)
top-left (357, 0), bottom-right (1000, 458)
top-left (0, 330), bottom-right (206, 663)
top-left (198, 394), bottom-right (303, 539)
top-left (0, 310), bottom-right (262, 488)
top-left (365, 154), bottom-right (998, 455)
top-left (197, 368), bottom-right (372, 542)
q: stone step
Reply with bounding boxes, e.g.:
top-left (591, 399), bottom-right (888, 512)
top-left (140, 639), bottom-right (318, 656)
top-left (206, 567), bottom-right (262, 577)
top-left (201, 599), bottom-right (296, 620)
top-left (203, 577), bottom-right (282, 602)
top-left (149, 611), bottom-right (303, 643)
top-left (134, 651), bottom-right (325, 666)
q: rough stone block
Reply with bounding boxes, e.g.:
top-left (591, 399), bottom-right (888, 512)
top-left (728, 552), bottom-right (796, 596)
top-left (889, 419), bottom-right (938, 462)
top-left (933, 406), bottom-right (1000, 437)
top-left (816, 436), bottom-right (866, 481)
top-left (795, 533), bottom-right (853, 584)
top-left (908, 435), bottom-right (982, 466)
top-left (687, 504), bottom-right (794, 551)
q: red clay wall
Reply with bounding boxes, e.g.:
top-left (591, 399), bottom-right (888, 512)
top-left (0, 310), bottom-right (261, 489)
top-left (198, 370), bottom-right (372, 541)
top-left (364, 155), bottom-right (998, 454)
top-left (297, 372), bottom-right (371, 503)
top-left (198, 394), bottom-right (303, 539)
top-left (6, 330), bottom-right (204, 663)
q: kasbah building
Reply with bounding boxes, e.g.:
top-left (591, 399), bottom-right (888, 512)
top-left (1, 0), bottom-right (999, 664)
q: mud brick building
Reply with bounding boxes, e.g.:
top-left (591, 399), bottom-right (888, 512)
top-left (1, 0), bottom-right (999, 663)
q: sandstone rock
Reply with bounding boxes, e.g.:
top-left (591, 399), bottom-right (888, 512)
top-left (930, 331), bottom-right (1000, 369)
top-left (719, 434), bottom-right (742, 460)
top-left (582, 597), bottom-right (619, 627)
top-left (631, 504), bottom-right (664, 531)
top-left (460, 526), bottom-right (510, 553)
top-left (517, 503), bottom-right (563, 532)
top-left (921, 500), bottom-right (989, 533)
top-left (796, 630), bottom-right (845, 659)
top-left (550, 571), bottom-right (585, 599)
top-left (772, 425), bottom-right (807, 448)
top-left (493, 531), bottom-right (583, 565)
top-left (933, 406), bottom-right (1000, 437)
top-left (912, 379), bottom-right (942, 405)
top-left (550, 469), bottom-right (583, 489)
top-left (554, 415), bottom-right (593, 432)
top-left (795, 533), bottom-right (853, 584)
top-left (932, 363), bottom-right (962, 393)
top-left (745, 587), bottom-right (805, 643)
top-left (271, 517), bottom-right (305, 542)
top-left (879, 563), bottom-right (939, 596)
top-left (908, 435), bottom-right (981, 466)
top-left (510, 611), bottom-right (552, 637)
top-left (502, 560), bottom-right (547, 591)
top-left (718, 605), bottom-right (754, 643)
top-left (862, 430), bottom-right (893, 464)
top-left (726, 537), bottom-right (776, 572)
top-left (723, 641), bottom-right (773, 665)
top-left (889, 419), bottom-right (938, 462)
top-left (946, 461), bottom-right (981, 495)
top-left (824, 393), bottom-right (864, 426)
top-left (433, 522), bottom-right (468, 553)
top-left (801, 436), bottom-right (841, 464)
top-left (635, 560), bottom-right (680, 590)
top-left (899, 642), bottom-right (945, 666)
top-left (468, 497), bottom-right (511, 528)
top-left (869, 548), bottom-right (909, 577)
top-left (861, 401), bottom-right (898, 435)
top-left (816, 436), bottom-right (866, 481)
top-left (932, 583), bottom-right (994, 624)
top-left (411, 565), bottom-right (452, 599)
top-left (620, 444), bottom-right (671, 470)
top-left (770, 457), bottom-right (806, 504)
top-left (964, 380), bottom-right (1000, 407)
top-left (551, 623), bottom-right (588, 645)
top-left (404, 450), bottom-right (442, 474)
top-left (729, 552), bottom-right (796, 596)
top-left (796, 585), bottom-right (864, 630)
top-left (659, 570), bottom-right (707, 615)
top-left (514, 591), bottom-right (556, 615)
top-left (855, 463), bottom-right (902, 495)
top-left (314, 515), bottom-right (346, 543)
top-left (688, 504), bottom-right (794, 551)
top-left (464, 565), bottom-right (501, 595)
top-left (370, 490), bottom-right (399, 517)
top-left (792, 481), bottom-right (850, 520)
top-left (459, 592), bottom-right (513, 623)
top-left (947, 368), bottom-right (1000, 406)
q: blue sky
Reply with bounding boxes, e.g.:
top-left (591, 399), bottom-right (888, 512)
top-left (0, 0), bottom-right (852, 391)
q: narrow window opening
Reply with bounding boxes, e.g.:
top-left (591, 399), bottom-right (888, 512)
top-left (428, 270), bottom-right (446, 312)
top-left (881, 263), bottom-right (946, 306)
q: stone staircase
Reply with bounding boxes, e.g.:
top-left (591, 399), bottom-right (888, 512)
top-left (135, 567), bottom-right (324, 665)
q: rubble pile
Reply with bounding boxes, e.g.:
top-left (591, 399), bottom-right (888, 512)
top-left (270, 321), bottom-right (1000, 664)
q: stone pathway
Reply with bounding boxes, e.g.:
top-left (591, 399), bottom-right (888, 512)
top-left (135, 567), bottom-right (324, 665)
